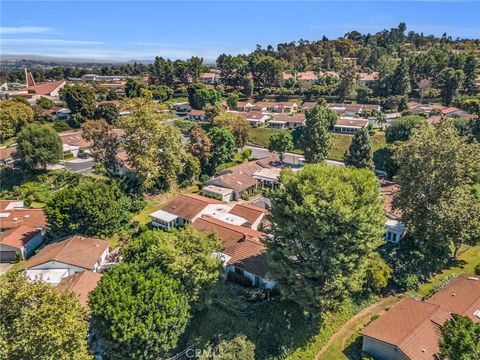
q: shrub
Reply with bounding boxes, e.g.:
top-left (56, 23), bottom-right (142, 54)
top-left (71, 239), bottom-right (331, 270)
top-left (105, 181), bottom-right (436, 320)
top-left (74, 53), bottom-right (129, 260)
top-left (227, 271), bottom-right (253, 287)
top-left (475, 264), bottom-right (480, 275)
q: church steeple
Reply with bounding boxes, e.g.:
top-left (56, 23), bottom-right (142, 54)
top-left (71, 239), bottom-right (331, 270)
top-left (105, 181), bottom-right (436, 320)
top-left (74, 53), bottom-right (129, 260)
top-left (25, 68), bottom-right (36, 87)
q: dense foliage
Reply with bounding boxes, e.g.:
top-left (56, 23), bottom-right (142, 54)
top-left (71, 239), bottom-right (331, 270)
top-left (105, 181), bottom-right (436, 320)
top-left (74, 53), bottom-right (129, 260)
top-left (0, 273), bottom-right (91, 360)
top-left (267, 164), bottom-right (385, 311)
top-left (437, 314), bottom-right (480, 360)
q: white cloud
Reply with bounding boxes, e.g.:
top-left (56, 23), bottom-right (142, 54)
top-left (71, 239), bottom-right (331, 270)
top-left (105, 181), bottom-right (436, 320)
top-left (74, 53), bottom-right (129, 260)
top-left (0, 26), bottom-right (54, 34)
top-left (1, 39), bottom-right (103, 46)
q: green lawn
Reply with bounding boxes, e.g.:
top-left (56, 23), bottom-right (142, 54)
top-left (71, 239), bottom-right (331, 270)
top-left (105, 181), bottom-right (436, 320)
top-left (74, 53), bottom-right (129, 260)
top-left (414, 245), bottom-right (480, 297)
top-left (248, 127), bottom-right (387, 169)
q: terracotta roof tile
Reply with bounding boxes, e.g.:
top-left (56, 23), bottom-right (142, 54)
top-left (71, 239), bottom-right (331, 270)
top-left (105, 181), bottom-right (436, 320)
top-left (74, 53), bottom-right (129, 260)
top-left (228, 203), bottom-right (268, 227)
top-left (0, 208), bottom-right (46, 229)
top-left (160, 194), bottom-right (223, 221)
top-left (0, 225), bottom-right (41, 250)
top-left (23, 80), bottom-right (65, 96)
top-left (21, 235), bottom-right (108, 271)
top-left (57, 271), bottom-right (103, 305)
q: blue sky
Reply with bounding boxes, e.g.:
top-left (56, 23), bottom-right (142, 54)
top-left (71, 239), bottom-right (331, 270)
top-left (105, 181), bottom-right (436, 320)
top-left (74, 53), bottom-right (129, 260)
top-left (1, 1), bottom-right (479, 62)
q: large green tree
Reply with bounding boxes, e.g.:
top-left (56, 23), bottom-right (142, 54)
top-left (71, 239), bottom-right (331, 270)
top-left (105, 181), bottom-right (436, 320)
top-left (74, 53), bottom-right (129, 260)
top-left (394, 123), bottom-right (480, 271)
top-left (212, 113), bottom-right (250, 148)
top-left (81, 119), bottom-right (119, 176)
top-left (301, 105), bottom-right (336, 163)
top-left (122, 227), bottom-right (221, 302)
top-left (0, 273), bottom-right (91, 360)
top-left (207, 127), bottom-right (236, 171)
top-left (267, 164), bottom-right (385, 311)
top-left (198, 335), bottom-right (256, 360)
top-left (189, 125), bottom-right (212, 172)
top-left (89, 263), bottom-right (190, 360)
top-left (268, 131), bottom-right (293, 162)
top-left (188, 84), bottom-right (221, 110)
top-left (385, 115), bottom-right (427, 144)
top-left (62, 84), bottom-right (96, 120)
top-left (437, 314), bottom-right (480, 360)
top-left (440, 67), bottom-right (464, 106)
top-left (0, 99), bottom-right (34, 140)
top-left (45, 179), bottom-right (132, 238)
top-left (150, 56), bottom-right (174, 87)
top-left (15, 123), bottom-right (63, 171)
top-left (344, 127), bottom-right (374, 169)
top-left (94, 103), bottom-right (119, 125)
top-left (120, 99), bottom-right (186, 191)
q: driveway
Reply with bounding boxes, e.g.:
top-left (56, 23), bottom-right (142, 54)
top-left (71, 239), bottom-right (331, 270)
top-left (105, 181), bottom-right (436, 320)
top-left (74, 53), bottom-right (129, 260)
top-left (0, 263), bottom-right (13, 276)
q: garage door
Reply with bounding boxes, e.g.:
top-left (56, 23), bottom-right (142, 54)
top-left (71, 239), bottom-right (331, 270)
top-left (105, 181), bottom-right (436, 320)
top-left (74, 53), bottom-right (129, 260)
top-left (0, 251), bottom-right (17, 263)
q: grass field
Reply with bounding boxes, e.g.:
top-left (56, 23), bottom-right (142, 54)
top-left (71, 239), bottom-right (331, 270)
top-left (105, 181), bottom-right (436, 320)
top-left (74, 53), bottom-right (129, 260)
top-left (248, 127), bottom-right (387, 168)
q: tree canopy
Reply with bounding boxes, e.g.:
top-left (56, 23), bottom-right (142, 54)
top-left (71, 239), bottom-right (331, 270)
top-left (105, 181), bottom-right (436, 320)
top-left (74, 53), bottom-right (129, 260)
top-left (344, 127), bottom-right (374, 169)
top-left (268, 131), bottom-right (293, 162)
top-left (213, 113), bottom-right (250, 148)
top-left (437, 314), bottom-right (480, 360)
top-left (301, 105), bottom-right (335, 163)
top-left (385, 115), bottom-right (427, 144)
top-left (267, 164), bottom-right (385, 311)
top-left (394, 122), bottom-right (480, 271)
top-left (45, 179), bottom-right (133, 239)
top-left (0, 99), bottom-right (34, 140)
top-left (89, 263), bottom-right (190, 360)
top-left (207, 127), bottom-right (236, 171)
top-left (15, 123), bottom-right (63, 171)
top-left (0, 273), bottom-right (91, 360)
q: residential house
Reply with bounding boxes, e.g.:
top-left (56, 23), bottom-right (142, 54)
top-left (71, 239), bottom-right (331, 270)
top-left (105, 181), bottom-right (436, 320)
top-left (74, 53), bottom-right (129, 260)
top-left (282, 71), bottom-right (318, 84)
top-left (252, 167), bottom-right (283, 188)
top-left (358, 72), bottom-right (379, 85)
top-left (362, 275), bottom-right (480, 360)
top-left (381, 180), bottom-right (406, 244)
top-left (269, 114), bottom-right (305, 129)
top-left (301, 102), bottom-right (317, 111)
top-left (21, 235), bottom-right (109, 285)
top-left (205, 157), bottom-right (277, 200)
top-left (0, 146), bottom-right (17, 166)
top-left (172, 101), bottom-right (192, 114)
top-left (57, 271), bottom-right (103, 306)
top-left (328, 103), bottom-right (381, 117)
top-left (200, 71), bottom-right (221, 84)
top-left (333, 118), bottom-right (369, 134)
top-left (227, 203), bottom-right (268, 230)
top-left (202, 185), bottom-right (234, 202)
top-left (236, 111), bottom-right (270, 126)
top-left (187, 109), bottom-right (207, 121)
top-left (149, 193), bottom-right (230, 229)
top-left (252, 102), bottom-right (298, 114)
top-left (0, 202), bottom-right (47, 262)
top-left (236, 101), bottom-right (256, 112)
top-left (193, 216), bottom-right (275, 289)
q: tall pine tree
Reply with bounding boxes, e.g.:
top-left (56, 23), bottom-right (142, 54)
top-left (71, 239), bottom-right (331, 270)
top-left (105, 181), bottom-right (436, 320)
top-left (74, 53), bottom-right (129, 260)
top-left (344, 127), bottom-right (374, 169)
top-left (301, 105), bottom-right (336, 163)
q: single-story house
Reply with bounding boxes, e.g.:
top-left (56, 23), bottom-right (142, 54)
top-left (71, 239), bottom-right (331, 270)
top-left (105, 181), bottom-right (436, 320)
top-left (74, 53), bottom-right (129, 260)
top-left (252, 102), bottom-right (298, 114)
top-left (227, 203), bottom-right (268, 230)
top-left (202, 185), bottom-right (234, 202)
top-left (358, 72), bottom-right (379, 85)
top-left (328, 103), bottom-right (381, 117)
top-left (301, 102), bottom-right (317, 111)
top-left (172, 102), bottom-right (192, 114)
top-left (237, 111), bottom-right (270, 126)
top-left (205, 157), bottom-right (277, 200)
top-left (269, 114), bottom-right (305, 129)
top-left (193, 216), bottom-right (275, 290)
top-left (200, 71), bottom-right (221, 84)
top-left (252, 167), bottom-right (283, 188)
top-left (362, 275), bottom-right (480, 360)
top-left (57, 270), bottom-right (103, 306)
top-left (333, 118), bottom-right (369, 134)
top-left (21, 235), bottom-right (109, 285)
top-left (236, 101), bottom-right (256, 112)
top-left (0, 146), bottom-right (17, 166)
top-left (187, 109), bottom-right (207, 121)
top-left (0, 225), bottom-right (44, 262)
top-left (150, 193), bottom-right (228, 229)
top-left (282, 71), bottom-right (318, 84)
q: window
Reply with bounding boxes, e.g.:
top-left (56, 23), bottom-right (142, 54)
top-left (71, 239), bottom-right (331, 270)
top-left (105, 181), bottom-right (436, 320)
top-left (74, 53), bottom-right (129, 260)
top-left (234, 267), bottom-right (244, 276)
top-left (392, 233), bottom-right (397, 242)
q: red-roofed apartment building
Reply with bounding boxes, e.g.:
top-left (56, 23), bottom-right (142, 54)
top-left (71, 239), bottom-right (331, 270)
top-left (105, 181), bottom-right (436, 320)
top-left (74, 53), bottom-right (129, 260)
top-left (362, 275), bottom-right (480, 360)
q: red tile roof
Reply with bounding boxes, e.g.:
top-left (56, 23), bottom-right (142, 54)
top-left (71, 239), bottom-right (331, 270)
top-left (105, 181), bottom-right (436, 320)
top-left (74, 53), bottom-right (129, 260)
top-left (358, 72), bottom-right (379, 81)
top-left (21, 235), bottom-right (109, 271)
top-left (23, 80), bottom-right (65, 96)
top-left (0, 208), bottom-right (47, 230)
top-left (0, 225), bottom-right (41, 250)
top-left (362, 275), bottom-right (480, 360)
top-left (228, 203), bottom-right (268, 227)
top-left (271, 114), bottom-right (306, 123)
top-left (188, 109), bottom-right (206, 116)
top-left (335, 118), bottom-right (369, 128)
top-left (57, 271), bottom-right (103, 306)
top-left (160, 193), bottom-right (223, 221)
top-left (193, 216), bottom-right (269, 277)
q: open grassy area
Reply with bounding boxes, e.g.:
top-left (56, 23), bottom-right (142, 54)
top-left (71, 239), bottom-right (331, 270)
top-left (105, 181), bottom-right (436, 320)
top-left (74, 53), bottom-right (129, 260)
top-left (414, 245), bottom-right (480, 297)
top-left (248, 127), bottom-right (387, 168)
